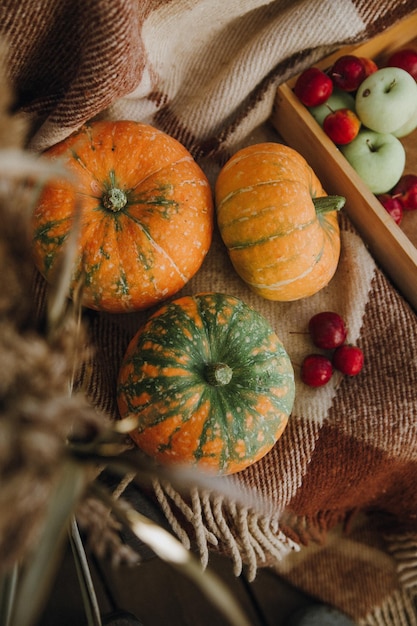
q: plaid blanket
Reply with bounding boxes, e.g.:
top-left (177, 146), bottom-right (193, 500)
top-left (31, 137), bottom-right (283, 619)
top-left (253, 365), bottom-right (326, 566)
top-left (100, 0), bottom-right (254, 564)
top-left (3, 1), bottom-right (417, 624)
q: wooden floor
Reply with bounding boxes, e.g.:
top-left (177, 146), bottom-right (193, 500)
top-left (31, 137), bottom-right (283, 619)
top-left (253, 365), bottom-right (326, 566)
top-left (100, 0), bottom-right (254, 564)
top-left (39, 543), bottom-right (316, 626)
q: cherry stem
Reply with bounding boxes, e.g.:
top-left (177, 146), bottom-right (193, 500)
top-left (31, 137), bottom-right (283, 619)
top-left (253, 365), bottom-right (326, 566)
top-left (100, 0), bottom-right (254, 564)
top-left (313, 195), bottom-right (346, 214)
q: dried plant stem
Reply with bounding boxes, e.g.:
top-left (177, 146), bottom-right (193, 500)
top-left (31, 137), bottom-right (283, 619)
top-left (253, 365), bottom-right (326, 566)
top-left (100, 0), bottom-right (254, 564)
top-left (46, 203), bottom-right (83, 341)
top-left (69, 517), bottom-right (102, 626)
top-left (0, 563), bottom-right (18, 626)
top-left (9, 460), bottom-right (87, 626)
top-left (0, 149), bottom-right (68, 181)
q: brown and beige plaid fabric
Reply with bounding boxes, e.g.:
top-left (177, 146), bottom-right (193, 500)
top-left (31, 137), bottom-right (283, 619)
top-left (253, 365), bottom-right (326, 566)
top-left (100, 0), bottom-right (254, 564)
top-left (3, 1), bottom-right (417, 624)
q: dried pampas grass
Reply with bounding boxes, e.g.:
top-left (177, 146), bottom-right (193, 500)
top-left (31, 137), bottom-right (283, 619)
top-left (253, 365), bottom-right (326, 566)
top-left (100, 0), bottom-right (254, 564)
top-left (0, 319), bottom-right (105, 571)
top-left (0, 44), bottom-right (114, 574)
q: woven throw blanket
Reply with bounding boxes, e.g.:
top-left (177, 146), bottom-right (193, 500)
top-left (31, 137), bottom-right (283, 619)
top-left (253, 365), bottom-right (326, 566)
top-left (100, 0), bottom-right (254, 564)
top-left (3, 1), bottom-right (417, 624)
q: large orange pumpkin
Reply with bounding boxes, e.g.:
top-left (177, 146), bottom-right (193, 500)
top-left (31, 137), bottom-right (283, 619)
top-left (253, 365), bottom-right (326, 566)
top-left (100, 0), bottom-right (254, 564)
top-left (117, 293), bottom-right (295, 475)
top-left (32, 121), bottom-right (213, 313)
top-left (215, 143), bottom-right (344, 301)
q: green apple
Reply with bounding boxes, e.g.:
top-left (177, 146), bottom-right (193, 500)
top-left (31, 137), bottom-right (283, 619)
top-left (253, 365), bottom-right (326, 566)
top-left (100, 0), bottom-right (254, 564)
top-left (308, 88), bottom-right (355, 126)
top-left (355, 67), bottom-right (417, 134)
top-left (392, 105), bottom-right (417, 137)
top-left (340, 129), bottom-right (406, 194)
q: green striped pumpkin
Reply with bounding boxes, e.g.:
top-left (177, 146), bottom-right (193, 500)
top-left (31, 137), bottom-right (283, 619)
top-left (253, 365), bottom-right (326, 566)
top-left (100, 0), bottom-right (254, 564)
top-left (215, 143), bottom-right (343, 301)
top-left (117, 293), bottom-right (295, 475)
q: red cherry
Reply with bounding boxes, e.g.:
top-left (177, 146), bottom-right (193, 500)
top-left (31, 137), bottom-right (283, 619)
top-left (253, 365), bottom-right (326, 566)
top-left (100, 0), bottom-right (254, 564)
top-left (391, 174), bottom-right (417, 210)
top-left (376, 193), bottom-right (403, 225)
top-left (301, 354), bottom-right (333, 387)
top-left (332, 345), bottom-right (364, 376)
top-left (294, 67), bottom-right (333, 107)
top-left (308, 311), bottom-right (347, 349)
top-left (323, 108), bottom-right (361, 145)
top-left (386, 48), bottom-right (417, 81)
top-left (329, 55), bottom-right (367, 91)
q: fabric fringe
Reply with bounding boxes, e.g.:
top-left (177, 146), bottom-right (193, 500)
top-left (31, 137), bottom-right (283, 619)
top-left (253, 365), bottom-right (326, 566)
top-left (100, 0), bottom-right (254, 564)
top-left (107, 475), bottom-right (417, 624)
top-left (386, 534), bottom-right (417, 590)
top-left (152, 479), bottom-right (300, 581)
top-left (360, 589), bottom-right (417, 626)
top-left (358, 533), bottom-right (417, 625)
top-left (111, 471), bottom-right (137, 501)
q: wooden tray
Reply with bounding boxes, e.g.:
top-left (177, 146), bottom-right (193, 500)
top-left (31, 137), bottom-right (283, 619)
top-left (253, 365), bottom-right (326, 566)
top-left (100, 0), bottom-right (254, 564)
top-left (271, 11), bottom-right (417, 312)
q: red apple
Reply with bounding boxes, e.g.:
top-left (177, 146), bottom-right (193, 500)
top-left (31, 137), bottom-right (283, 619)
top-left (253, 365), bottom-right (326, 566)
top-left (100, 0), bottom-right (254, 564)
top-left (294, 67), bottom-right (333, 107)
top-left (329, 55), bottom-right (367, 91)
top-left (360, 56), bottom-right (378, 78)
top-left (391, 174), bottom-right (417, 210)
top-left (323, 108), bottom-right (361, 144)
top-left (376, 193), bottom-right (403, 224)
top-left (386, 47), bottom-right (417, 81)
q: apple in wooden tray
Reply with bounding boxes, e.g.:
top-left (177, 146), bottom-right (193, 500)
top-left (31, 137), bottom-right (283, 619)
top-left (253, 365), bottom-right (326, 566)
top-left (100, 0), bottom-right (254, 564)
top-left (322, 108), bottom-right (361, 144)
top-left (392, 107), bottom-right (417, 137)
top-left (355, 67), bottom-right (417, 134)
top-left (293, 67), bottom-right (333, 106)
top-left (296, 54), bottom-right (417, 144)
top-left (391, 174), bottom-right (417, 210)
top-left (386, 47), bottom-right (417, 81)
top-left (375, 193), bottom-right (403, 225)
top-left (360, 56), bottom-right (378, 79)
top-left (308, 88), bottom-right (355, 126)
top-left (328, 54), bottom-right (368, 91)
top-left (340, 129), bottom-right (406, 194)
top-left (294, 50), bottom-right (417, 218)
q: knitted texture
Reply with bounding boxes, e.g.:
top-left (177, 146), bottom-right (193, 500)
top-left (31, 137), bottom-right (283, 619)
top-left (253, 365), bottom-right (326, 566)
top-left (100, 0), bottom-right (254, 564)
top-left (3, 1), bottom-right (417, 624)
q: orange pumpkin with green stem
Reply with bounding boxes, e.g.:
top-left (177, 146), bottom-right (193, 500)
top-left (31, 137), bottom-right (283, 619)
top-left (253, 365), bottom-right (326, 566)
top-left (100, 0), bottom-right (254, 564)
top-left (32, 120), bottom-right (213, 313)
top-left (215, 143), bottom-right (344, 301)
top-left (117, 293), bottom-right (295, 475)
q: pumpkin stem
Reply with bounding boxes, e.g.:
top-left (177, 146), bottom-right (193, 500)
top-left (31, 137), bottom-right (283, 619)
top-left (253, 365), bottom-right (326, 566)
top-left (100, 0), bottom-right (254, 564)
top-left (313, 195), bottom-right (345, 214)
top-left (103, 188), bottom-right (128, 212)
top-left (205, 362), bottom-right (233, 386)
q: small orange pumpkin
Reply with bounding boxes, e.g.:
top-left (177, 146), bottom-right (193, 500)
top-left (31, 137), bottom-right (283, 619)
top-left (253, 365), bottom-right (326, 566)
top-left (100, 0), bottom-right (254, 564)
top-left (32, 120), bottom-right (213, 313)
top-left (215, 143), bottom-right (344, 301)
